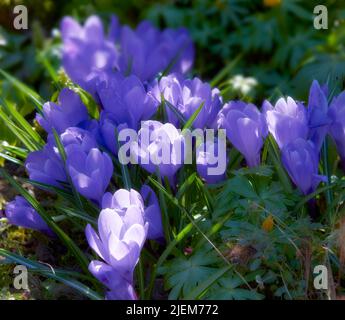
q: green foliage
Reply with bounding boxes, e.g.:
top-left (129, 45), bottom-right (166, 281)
top-left (159, 246), bottom-right (220, 299)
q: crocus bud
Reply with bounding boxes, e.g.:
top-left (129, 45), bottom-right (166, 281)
top-left (281, 138), bottom-right (325, 195)
top-left (307, 80), bottom-right (331, 151)
top-left (5, 196), bottom-right (52, 235)
top-left (217, 101), bottom-right (267, 167)
top-left (264, 97), bottom-right (308, 149)
top-left (61, 16), bottom-right (118, 98)
top-left (36, 88), bottom-right (89, 134)
top-left (66, 145), bottom-right (113, 203)
top-left (328, 91), bottom-right (345, 166)
top-left (25, 144), bottom-right (67, 188)
top-left (140, 185), bottom-right (164, 241)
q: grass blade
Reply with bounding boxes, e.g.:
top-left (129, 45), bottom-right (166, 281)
top-left (0, 249), bottom-right (102, 300)
top-left (0, 68), bottom-right (44, 110)
top-left (0, 98), bottom-right (44, 146)
top-left (182, 102), bottom-right (205, 131)
top-left (0, 168), bottom-right (89, 274)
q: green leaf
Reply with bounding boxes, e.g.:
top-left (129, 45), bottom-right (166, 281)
top-left (0, 249), bottom-right (102, 300)
top-left (210, 53), bottom-right (243, 87)
top-left (224, 176), bottom-right (258, 199)
top-left (159, 246), bottom-right (219, 299)
top-left (77, 88), bottom-right (100, 119)
top-left (164, 99), bottom-right (187, 125)
top-left (52, 129), bottom-right (84, 210)
top-left (0, 107), bottom-right (39, 151)
top-left (0, 151), bottom-right (23, 165)
top-left (204, 273), bottom-right (264, 300)
top-left (0, 98), bottom-right (44, 147)
top-left (182, 101), bottom-right (204, 131)
top-left (0, 168), bottom-right (89, 274)
top-left (184, 265), bottom-right (232, 299)
top-left (0, 143), bottom-right (28, 158)
top-left (0, 68), bottom-right (44, 110)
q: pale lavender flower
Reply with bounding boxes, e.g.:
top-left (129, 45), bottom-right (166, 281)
top-left (85, 189), bottom-right (148, 300)
top-left (264, 97), bottom-right (308, 149)
top-left (217, 101), bottom-right (267, 167)
top-left (153, 74), bottom-right (222, 129)
top-left (131, 120), bottom-right (185, 179)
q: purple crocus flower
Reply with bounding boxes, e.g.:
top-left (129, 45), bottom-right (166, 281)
top-left (79, 119), bottom-right (104, 146)
top-left (217, 101), bottom-right (267, 167)
top-left (131, 120), bottom-right (185, 179)
top-left (65, 145), bottom-right (113, 203)
top-left (196, 140), bottom-right (227, 184)
top-left (307, 80), bottom-right (331, 151)
top-left (153, 74), bottom-right (222, 129)
top-left (118, 21), bottom-right (194, 82)
top-left (36, 88), bottom-right (88, 134)
top-left (264, 97), bottom-right (308, 149)
top-left (5, 196), bottom-right (52, 235)
top-left (60, 16), bottom-right (118, 98)
top-left (99, 111), bottom-right (128, 155)
top-left (328, 90), bottom-right (345, 165)
top-left (97, 73), bottom-right (158, 130)
top-left (102, 188), bottom-right (144, 215)
top-left (25, 144), bottom-right (67, 188)
top-left (85, 189), bottom-right (148, 300)
top-left (140, 185), bottom-right (164, 241)
top-left (89, 261), bottom-right (137, 300)
top-left (102, 187), bottom-right (163, 241)
top-left (47, 127), bottom-right (98, 153)
top-left (281, 138), bottom-right (325, 195)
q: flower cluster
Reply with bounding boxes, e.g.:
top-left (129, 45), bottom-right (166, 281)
top-left (5, 14), bottom-right (345, 300)
top-left (263, 80), bottom-right (330, 195)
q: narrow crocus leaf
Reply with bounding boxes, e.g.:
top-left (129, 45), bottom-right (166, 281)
top-left (0, 249), bottom-right (102, 300)
top-left (0, 168), bottom-right (89, 273)
top-left (164, 99), bottom-right (187, 126)
top-left (0, 107), bottom-right (38, 151)
top-left (52, 128), bottom-right (84, 209)
top-left (0, 98), bottom-right (44, 147)
top-left (182, 101), bottom-right (205, 131)
top-left (0, 68), bottom-right (44, 110)
top-left (0, 152), bottom-right (24, 165)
